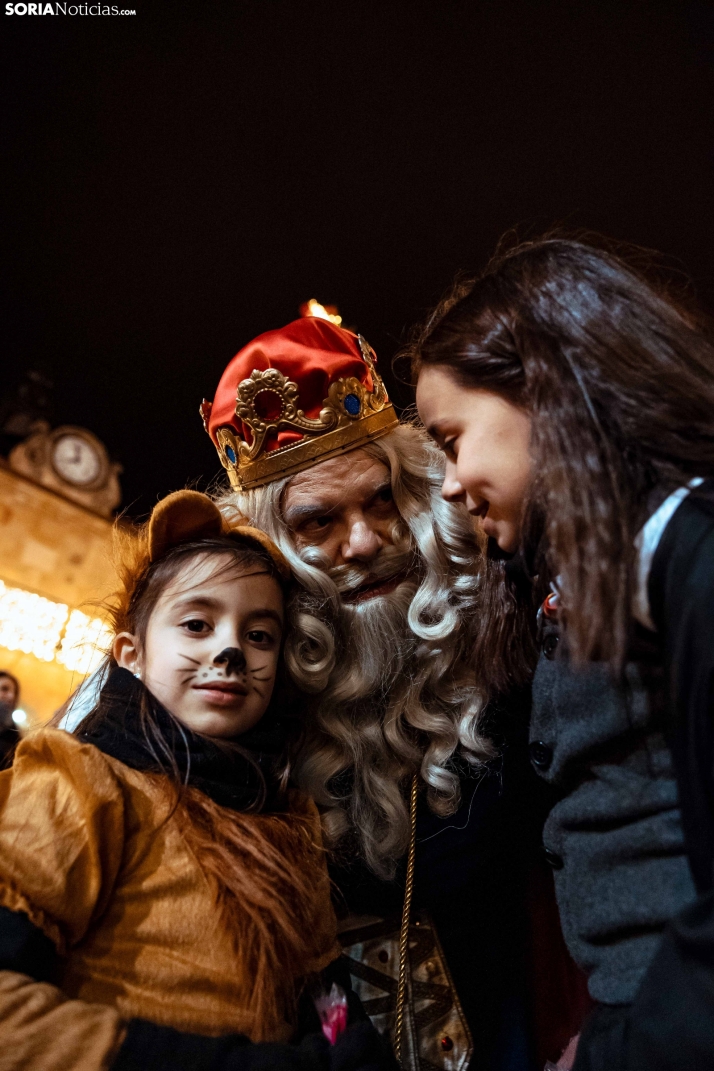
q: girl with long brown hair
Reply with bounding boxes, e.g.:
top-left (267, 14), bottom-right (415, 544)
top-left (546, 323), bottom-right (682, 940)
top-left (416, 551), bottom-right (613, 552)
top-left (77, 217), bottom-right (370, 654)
top-left (0, 490), bottom-right (390, 1071)
top-left (412, 238), bottom-right (714, 1071)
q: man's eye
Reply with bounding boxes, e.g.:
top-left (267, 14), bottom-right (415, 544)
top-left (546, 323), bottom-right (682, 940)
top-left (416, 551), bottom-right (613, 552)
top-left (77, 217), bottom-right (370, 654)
top-left (305, 516), bottom-right (331, 531)
top-left (183, 619), bottom-right (209, 633)
top-left (375, 487), bottom-right (393, 505)
top-left (443, 438), bottom-right (457, 460)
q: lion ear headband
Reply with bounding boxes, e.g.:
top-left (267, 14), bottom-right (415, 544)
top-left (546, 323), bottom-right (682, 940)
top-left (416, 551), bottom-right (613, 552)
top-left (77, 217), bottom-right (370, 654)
top-left (147, 490), bottom-right (291, 579)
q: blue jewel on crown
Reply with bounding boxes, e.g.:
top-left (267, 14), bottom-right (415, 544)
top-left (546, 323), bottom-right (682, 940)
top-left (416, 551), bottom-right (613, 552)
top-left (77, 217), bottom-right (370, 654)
top-left (225, 444), bottom-right (237, 464)
top-left (343, 393), bottom-right (361, 416)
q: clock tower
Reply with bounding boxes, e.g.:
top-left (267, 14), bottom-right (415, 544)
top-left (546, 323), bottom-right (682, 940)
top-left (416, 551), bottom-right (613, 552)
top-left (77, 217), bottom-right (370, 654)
top-left (8, 421), bottom-right (121, 517)
top-left (0, 421), bottom-right (121, 726)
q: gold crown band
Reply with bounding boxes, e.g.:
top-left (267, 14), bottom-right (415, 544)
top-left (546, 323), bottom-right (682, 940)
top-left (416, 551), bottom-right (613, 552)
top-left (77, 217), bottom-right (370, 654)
top-left (213, 335), bottom-right (399, 491)
top-left (218, 404), bottom-right (398, 490)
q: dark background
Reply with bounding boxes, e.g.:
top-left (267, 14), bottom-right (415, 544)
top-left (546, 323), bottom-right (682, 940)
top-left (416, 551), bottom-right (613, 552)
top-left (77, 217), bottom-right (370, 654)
top-left (2, 0), bottom-right (713, 517)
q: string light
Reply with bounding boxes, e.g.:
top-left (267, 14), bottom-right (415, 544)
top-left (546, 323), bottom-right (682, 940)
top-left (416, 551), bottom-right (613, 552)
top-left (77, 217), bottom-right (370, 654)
top-left (0, 579), bottom-right (109, 676)
top-left (0, 581), bottom-right (69, 662)
top-left (11, 709), bottom-right (28, 727)
top-left (57, 609), bottom-right (112, 675)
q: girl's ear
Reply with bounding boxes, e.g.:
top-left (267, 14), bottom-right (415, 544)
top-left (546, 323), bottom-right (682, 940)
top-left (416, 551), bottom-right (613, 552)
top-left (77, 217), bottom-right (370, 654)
top-left (114, 632), bottom-right (142, 676)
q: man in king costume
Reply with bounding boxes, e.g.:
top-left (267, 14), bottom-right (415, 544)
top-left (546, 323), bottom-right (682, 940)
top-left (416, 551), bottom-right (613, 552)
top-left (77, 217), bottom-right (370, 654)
top-left (201, 318), bottom-right (541, 1071)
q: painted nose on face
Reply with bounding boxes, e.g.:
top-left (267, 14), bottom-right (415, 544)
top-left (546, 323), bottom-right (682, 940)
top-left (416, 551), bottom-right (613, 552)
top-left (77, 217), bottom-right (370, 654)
top-left (213, 647), bottom-right (247, 675)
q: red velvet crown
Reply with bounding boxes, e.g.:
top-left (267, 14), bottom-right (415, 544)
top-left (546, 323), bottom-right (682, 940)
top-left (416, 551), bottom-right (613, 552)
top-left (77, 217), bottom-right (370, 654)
top-left (200, 318), bottom-right (398, 490)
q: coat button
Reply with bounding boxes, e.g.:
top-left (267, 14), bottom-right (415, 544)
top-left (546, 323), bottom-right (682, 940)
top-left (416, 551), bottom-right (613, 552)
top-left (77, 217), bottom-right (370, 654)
top-left (544, 848), bottom-right (564, 870)
top-left (543, 633), bottom-right (559, 659)
top-left (529, 741), bottom-right (553, 769)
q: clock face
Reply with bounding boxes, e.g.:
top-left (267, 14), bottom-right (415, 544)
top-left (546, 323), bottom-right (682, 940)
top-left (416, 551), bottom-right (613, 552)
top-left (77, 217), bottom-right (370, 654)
top-left (51, 434), bottom-right (103, 487)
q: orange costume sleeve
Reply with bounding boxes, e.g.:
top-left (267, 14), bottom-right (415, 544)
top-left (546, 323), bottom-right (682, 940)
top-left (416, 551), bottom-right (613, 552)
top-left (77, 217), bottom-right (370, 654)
top-left (0, 731), bottom-right (128, 1070)
top-left (0, 730), bottom-right (341, 1067)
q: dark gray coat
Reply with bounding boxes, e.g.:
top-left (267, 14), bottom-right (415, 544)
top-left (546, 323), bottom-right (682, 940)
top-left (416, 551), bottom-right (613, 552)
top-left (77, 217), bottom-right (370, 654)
top-left (530, 615), bottom-right (696, 1005)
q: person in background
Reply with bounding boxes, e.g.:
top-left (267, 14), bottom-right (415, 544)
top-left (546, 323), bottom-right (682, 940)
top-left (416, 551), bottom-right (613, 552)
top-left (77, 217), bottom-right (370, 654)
top-left (412, 236), bottom-right (714, 1071)
top-left (0, 672), bottom-right (20, 768)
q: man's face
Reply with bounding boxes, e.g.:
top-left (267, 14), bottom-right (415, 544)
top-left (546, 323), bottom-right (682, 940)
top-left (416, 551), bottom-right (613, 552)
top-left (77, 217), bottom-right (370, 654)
top-left (282, 449), bottom-right (401, 569)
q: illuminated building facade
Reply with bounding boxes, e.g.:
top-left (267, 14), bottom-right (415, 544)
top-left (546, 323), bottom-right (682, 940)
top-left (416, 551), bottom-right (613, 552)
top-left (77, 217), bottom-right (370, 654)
top-left (0, 423), bottom-right (121, 726)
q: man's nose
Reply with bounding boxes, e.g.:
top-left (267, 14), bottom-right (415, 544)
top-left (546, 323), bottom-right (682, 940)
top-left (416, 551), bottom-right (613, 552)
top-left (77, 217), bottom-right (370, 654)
top-left (441, 463), bottom-right (465, 503)
top-left (342, 518), bottom-right (383, 563)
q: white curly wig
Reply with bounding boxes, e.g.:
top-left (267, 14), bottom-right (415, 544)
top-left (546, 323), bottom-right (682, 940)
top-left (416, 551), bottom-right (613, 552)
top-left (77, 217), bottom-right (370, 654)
top-left (217, 423), bottom-right (493, 878)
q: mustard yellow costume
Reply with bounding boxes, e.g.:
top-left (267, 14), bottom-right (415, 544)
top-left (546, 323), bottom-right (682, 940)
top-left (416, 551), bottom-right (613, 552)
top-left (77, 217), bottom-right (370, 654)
top-left (0, 724), bottom-right (339, 1070)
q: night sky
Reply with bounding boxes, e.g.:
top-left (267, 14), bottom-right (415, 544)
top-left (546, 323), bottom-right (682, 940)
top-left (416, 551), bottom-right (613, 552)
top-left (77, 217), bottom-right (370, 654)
top-left (2, 1), bottom-right (714, 517)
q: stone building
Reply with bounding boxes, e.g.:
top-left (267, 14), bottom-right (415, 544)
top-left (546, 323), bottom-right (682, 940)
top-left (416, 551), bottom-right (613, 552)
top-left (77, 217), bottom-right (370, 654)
top-left (0, 422), bottom-right (121, 726)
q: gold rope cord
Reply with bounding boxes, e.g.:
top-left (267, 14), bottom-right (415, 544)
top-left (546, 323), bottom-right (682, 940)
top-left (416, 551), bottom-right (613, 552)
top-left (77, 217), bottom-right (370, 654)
top-left (393, 772), bottom-right (419, 1067)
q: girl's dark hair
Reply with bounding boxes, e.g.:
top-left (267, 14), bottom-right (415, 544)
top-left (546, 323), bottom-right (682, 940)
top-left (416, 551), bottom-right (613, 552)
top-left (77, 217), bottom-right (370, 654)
top-left (76, 535), bottom-right (295, 811)
top-left (411, 237), bottom-right (714, 675)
